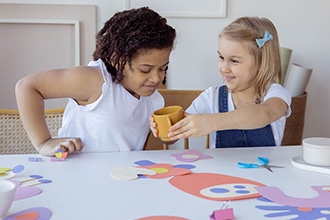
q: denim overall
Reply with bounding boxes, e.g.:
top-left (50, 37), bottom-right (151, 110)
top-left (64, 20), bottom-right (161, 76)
top-left (215, 85), bottom-right (275, 148)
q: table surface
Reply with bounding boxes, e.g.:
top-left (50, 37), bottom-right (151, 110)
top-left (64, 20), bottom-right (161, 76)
top-left (1, 146), bottom-right (330, 220)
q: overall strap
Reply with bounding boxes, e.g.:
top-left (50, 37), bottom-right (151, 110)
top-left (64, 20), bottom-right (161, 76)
top-left (215, 86), bottom-right (275, 148)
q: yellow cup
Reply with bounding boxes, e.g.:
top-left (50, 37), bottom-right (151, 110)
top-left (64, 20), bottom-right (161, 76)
top-left (153, 106), bottom-right (184, 143)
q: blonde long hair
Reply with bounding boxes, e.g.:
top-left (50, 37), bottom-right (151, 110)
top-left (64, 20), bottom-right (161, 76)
top-left (219, 16), bottom-right (281, 102)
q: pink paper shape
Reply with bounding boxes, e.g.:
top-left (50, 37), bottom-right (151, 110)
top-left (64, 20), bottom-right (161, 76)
top-left (3, 207), bottom-right (52, 220)
top-left (210, 208), bottom-right (234, 220)
top-left (255, 185), bottom-right (330, 208)
top-left (170, 149), bottom-right (213, 162)
top-left (51, 157), bottom-right (65, 162)
top-left (10, 180), bottom-right (42, 201)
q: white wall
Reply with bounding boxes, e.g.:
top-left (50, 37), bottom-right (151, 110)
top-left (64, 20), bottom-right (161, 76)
top-left (1, 0), bottom-right (329, 141)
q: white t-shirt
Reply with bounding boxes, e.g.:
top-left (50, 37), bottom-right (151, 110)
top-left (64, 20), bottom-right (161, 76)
top-left (58, 59), bottom-right (164, 152)
top-left (186, 84), bottom-right (292, 148)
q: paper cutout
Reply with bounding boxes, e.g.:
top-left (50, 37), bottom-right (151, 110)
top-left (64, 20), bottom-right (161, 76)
top-left (51, 157), bottom-right (65, 162)
top-left (10, 180), bottom-right (42, 201)
top-left (136, 216), bottom-right (188, 220)
top-left (52, 149), bottom-right (68, 161)
top-left (3, 207), bottom-right (52, 220)
top-left (210, 208), bottom-right (234, 220)
top-left (255, 197), bottom-right (330, 219)
top-left (134, 160), bottom-right (156, 166)
top-left (135, 160), bottom-right (197, 169)
top-left (15, 211), bottom-right (39, 219)
top-left (210, 201), bottom-right (235, 220)
top-left (29, 175), bottom-right (43, 179)
top-left (173, 164), bottom-right (196, 170)
top-left (12, 165), bottom-right (24, 173)
top-left (133, 160), bottom-right (195, 179)
top-left (16, 175), bottom-right (52, 187)
top-left (28, 157), bottom-right (43, 162)
top-left (134, 160), bottom-right (196, 171)
top-left (170, 149), bottom-right (213, 162)
top-left (110, 167), bottom-right (156, 181)
top-left (18, 175), bottom-right (43, 184)
top-left (0, 167), bottom-right (12, 174)
top-left (255, 185), bottom-right (330, 208)
top-left (38, 179), bottom-right (52, 184)
top-left (0, 165), bottom-right (25, 180)
top-left (169, 173), bottom-right (265, 201)
top-left (110, 161), bottom-right (195, 181)
top-left (26, 179), bottom-right (52, 187)
top-left (55, 149), bottom-right (68, 159)
top-left (138, 163), bottom-right (191, 179)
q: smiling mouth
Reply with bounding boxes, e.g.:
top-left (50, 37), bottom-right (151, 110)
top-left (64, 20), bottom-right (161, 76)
top-left (225, 76), bottom-right (236, 81)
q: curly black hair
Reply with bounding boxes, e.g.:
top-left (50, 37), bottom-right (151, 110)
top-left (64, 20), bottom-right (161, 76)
top-left (93, 7), bottom-right (176, 85)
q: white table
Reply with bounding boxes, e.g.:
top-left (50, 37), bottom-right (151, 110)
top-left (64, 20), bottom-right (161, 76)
top-left (1, 146), bottom-right (330, 219)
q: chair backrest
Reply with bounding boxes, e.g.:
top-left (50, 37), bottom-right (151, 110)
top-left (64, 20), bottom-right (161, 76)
top-left (0, 108), bottom-right (64, 154)
top-left (144, 89), bottom-right (203, 150)
top-left (281, 92), bottom-right (307, 146)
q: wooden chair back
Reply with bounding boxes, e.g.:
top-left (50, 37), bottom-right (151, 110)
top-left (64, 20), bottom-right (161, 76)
top-left (281, 92), bottom-right (307, 146)
top-left (0, 108), bottom-right (64, 154)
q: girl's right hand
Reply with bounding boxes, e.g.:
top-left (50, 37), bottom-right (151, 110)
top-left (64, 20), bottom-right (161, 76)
top-left (38, 137), bottom-right (84, 157)
top-left (149, 115), bottom-right (159, 138)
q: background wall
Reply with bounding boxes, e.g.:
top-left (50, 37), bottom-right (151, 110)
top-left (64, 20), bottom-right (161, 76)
top-left (0, 0), bottom-right (329, 143)
top-left (0, 4), bottom-right (96, 109)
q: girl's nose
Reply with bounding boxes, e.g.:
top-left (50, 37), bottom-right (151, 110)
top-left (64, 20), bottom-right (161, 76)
top-left (149, 71), bottom-right (162, 83)
top-left (220, 63), bottom-right (231, 74)
top-left (222, 67), bottom-right (231, 74)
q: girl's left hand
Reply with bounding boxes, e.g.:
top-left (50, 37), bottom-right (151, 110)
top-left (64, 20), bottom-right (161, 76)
top-left (168, 112), bottom-right (213, 140)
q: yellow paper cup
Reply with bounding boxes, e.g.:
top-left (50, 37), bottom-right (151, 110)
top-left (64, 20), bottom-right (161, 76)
top-left (153, 106), bottom-right (184, 144)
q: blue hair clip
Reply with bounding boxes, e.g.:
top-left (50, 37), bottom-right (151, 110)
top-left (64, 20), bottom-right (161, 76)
top-left (255, 31), bottom-right (273, 48)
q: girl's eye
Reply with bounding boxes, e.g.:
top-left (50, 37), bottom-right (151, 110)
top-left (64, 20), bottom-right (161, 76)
top-left (219, 55), bottom-right (224, 60)
top-left (140, 69), bottom-right (151, 73)
top-left (139, 66), bottom-right (168, 74)
top-left (231, 59), bottom-right (239, 63)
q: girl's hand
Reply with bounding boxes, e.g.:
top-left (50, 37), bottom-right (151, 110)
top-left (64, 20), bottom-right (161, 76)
top-left (38, 137), bottom-right (84, 157)
top-left (168, 113), bottom-right (213, 140)
top-left (149, 115), bottom-right (159, 138)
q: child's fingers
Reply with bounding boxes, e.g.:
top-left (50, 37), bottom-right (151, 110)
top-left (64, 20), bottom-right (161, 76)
top-left (149, 115), bottom-right (155, 122)
top-left (59, 138), bottom-right (84, 153)
top-left (150, 122), bottom-right (159, 137)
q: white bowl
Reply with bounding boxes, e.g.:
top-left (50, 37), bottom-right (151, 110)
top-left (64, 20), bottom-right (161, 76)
top-left (303, 137), bottom-right (330, 166)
